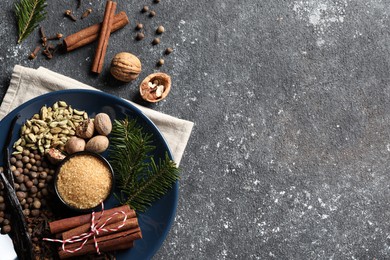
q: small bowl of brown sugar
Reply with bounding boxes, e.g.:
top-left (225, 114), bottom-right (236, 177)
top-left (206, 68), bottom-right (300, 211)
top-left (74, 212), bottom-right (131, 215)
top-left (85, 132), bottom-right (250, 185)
top-left (54, 151), bottom-right (114, 212)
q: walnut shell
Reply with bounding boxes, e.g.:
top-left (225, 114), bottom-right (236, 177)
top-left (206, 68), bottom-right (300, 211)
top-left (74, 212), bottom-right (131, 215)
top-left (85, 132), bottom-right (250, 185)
top-left (94, 113), bottom-right (112, 136)
top-left (110, 52), bottom-right (142, 82)
top-left (85, 135), bottom-right (109, 153)
top-left (139, 72), bottom-right (171, 103)
top-left (65, 137), bottom-right (86, 154)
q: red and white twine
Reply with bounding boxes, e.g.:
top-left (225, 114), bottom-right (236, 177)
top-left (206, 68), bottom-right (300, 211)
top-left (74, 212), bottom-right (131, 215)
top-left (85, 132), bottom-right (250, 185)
top-left (43, 202), bottom-right (128, 254)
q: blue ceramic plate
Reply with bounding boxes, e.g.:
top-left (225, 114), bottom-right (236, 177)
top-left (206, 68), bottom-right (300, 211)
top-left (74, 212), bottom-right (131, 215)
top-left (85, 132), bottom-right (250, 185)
top-left (0, 89), bottom-right (178, 259)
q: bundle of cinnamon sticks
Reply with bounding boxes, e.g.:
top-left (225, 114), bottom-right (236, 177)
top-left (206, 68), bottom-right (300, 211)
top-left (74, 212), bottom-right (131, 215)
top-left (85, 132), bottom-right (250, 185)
top-left (46, 205), bottom-right (142, 259)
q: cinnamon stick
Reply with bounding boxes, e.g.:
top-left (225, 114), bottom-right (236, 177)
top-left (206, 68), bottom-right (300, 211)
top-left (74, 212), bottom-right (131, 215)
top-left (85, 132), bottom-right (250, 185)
top-left (49, 205), bottom-right (134, 234)
top-left (58, 229), bottom-right (141, 259)
top-left (63, 11), bottom-right (129, 52)
top-left (91, 0), bottom-right (117, 73)
top-left (62, 217), bottom-right (138, 240)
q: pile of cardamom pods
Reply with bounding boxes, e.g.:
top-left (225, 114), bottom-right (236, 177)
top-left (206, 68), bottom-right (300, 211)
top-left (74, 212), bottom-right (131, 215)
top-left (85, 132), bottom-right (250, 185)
top-left (13, 101), bottom-right (87, 154)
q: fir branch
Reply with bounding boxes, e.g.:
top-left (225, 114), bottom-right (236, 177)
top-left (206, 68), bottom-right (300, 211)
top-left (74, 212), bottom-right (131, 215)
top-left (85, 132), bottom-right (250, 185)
top-left (15, 0), bottom-right (47, 44)
top-left (124, 154), bottom-right (180, 212)
top-left (109, 118), bottom-right (180, 212)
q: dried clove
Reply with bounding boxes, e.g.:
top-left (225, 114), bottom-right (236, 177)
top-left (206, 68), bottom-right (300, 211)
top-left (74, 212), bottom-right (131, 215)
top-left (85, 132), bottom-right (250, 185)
top-left (64, 10), bottom-right (77, 21)
top-left (47, 33), bottom-right (63, 40)
top-left (42, 47), bottom-right (53, 59)
top-left (40, 27), bottom-right (47, 47)
top-left (28, 46), bottom-right (41, 60)
top-left (81, 8), bottom-right (92, 19)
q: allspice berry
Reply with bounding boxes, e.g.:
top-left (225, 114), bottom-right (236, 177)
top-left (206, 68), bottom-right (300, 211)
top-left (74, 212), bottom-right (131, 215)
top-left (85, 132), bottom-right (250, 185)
top-left (165, 47), bottom-right (173, 55)
top-left (156, 25), bottom-right (165, 34)
top-left (110, 52), bottom-right (142, 82)
top-left (135, 23), bottom-right (143, 30)
top-left (142, 6), bottom-right (149, 13)
top-left (152, 38), bottom-right (160, 45)
top-left (136, 32), bottom-right (145, 41)
top-left (157, 59), bottom-right (165, 67)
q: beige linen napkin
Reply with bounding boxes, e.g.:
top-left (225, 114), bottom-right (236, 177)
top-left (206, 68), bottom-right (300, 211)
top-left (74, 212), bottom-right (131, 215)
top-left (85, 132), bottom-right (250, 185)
top-left (0, 65), bottom-right (193, 165)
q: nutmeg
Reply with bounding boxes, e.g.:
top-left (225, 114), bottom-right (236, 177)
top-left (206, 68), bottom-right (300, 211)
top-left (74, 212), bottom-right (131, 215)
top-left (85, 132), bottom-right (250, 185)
top-left (76, 119), bottom-right (94, 139)
top-left (110, 52), bottom-right (142, 82)
top-left (139, 72), bottom-right (171, 102)
top-left (65, 137), bottom-right (86, 154)
top-left (94, 113), bottom-right (112, 136)
top-left (85, 136), bottom-right (109, 153)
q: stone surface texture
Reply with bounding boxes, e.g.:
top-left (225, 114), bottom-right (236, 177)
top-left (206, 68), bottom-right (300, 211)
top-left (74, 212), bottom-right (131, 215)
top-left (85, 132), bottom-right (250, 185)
top-left (1, 0), bottom-right (390, 259)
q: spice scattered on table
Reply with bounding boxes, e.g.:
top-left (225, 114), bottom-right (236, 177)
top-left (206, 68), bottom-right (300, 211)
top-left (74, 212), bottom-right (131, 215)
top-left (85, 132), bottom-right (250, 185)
top-left (136, 32), bottom-right (145, 41)
top-left (141, 5), bottom-right (149, 13)
top-left (157, 58), bottom-right (164, 67)
top-left (152, 37), bottom-right (160, 45)
top-left (64, 10), bottom-right (77, 21)
top-left (135, 22), bottom-right (143, 30)
top-left (156, 25), bottom-right (165, 34)
top-left (81, 8), bottom-right (92, 19)
top-left (165, 47), bottom-right (173, 55)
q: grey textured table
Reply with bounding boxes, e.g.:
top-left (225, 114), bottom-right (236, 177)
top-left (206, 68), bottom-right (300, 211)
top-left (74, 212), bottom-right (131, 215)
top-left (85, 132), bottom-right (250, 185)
top-left (1, 0), bottom-right (390, 259)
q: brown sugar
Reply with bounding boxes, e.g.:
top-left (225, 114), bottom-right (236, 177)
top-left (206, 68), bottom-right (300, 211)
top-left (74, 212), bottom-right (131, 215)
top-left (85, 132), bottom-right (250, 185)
top-left (56, 154), bottom-right (112, 209)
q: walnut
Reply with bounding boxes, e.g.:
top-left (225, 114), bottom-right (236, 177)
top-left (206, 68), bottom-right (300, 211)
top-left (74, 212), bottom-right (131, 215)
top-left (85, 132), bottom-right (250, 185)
top-left (139, 73), bottom-right (171, 102)
top-left (94, 113), bottom-right (112, 136)
top-left (85, 135), bottom-right (109, 153)
top-left (110, 52), bottom-right (142, 82)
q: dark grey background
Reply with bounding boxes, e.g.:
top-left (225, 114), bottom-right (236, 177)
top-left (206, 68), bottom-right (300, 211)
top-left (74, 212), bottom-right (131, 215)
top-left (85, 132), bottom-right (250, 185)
top-left (1, 0), bottom-right (390, 259)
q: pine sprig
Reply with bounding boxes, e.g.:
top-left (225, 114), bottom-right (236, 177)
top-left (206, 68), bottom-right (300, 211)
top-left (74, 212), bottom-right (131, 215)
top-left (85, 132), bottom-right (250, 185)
top-left (15, 0), bottom-right (47, 44)
top-left (109, 118), bottom-right (180, 212)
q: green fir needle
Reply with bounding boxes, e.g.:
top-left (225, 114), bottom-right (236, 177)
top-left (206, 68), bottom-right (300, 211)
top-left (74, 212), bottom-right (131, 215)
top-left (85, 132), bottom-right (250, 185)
top-left (15, 0), bottom-right (47, 44)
